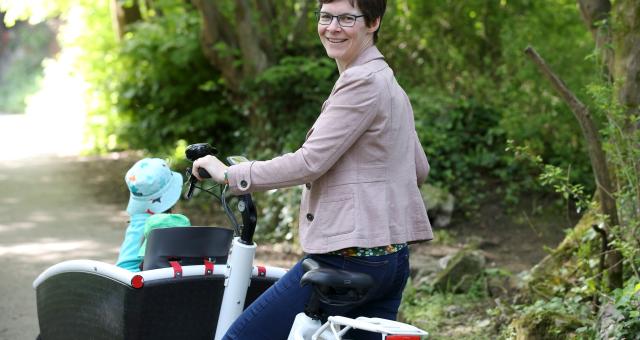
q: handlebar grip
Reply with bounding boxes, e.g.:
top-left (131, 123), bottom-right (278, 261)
top-left (198, 168), bottom-right (211, 179)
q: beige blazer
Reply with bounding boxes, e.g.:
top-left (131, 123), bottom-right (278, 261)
top-left (227, 46), bottom-right (433, 253)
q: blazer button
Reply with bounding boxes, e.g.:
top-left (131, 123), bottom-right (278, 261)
top-left (306, 213), bottom-right (314, 222)
top-left (240, 180), bottom-right (248, 188)
top-left (305, 183), bottom-right (311, 189)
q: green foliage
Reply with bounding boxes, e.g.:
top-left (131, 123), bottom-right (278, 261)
top-left (412, 90), bottom-right (506, 208)
top-left (0, 0), bottom-right (71, 25)
top-left (243, 56), bottom-right (336, 156)
top-left (609, 279), bottom-right (640, 338)
top-left (509, 297), bottom-right (595, 339)
top-left (379, 0), bottom-right (597, 208)
top-left (252, 187), bottom-right (302, 244)
top-left (431, 229), bottom-right (456, 246)
top-left (6, 0), bottom-right (600, 214)
top-left (112, 8), bottom-right (238, 154)
top-left (587, 82), bottom-right (640, 227)
top-left (508, 140), bottom-right (591, 214)
top-left (0, 21), bottom-right (54, 112)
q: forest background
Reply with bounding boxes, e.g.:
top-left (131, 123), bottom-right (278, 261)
top-left (1, 0), bottom-right (638, 338)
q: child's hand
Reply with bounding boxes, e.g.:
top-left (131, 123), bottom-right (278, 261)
top-left (192, 155), bottom-right (228, 184)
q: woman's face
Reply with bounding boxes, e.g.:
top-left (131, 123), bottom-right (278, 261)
top-left (318, 0), bottom-right (378, 69)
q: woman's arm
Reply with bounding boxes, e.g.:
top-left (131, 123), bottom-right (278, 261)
top-left (226, 70), bottom-right (380, 194)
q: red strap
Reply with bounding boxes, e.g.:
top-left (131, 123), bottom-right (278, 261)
top-left (257, 266), bottom-right (266, 277)
top-left (169, 261), bottom-right (183, 278)
top-left (204, 259), bottom-right (214, 276)
top-left (385, 336), bottom-right (421, 340)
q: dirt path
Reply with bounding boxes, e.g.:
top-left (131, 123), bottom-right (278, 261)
top-left (0, 155), bottom-right (134, 340)
top-left (0, 113), bottom-right (130, 340)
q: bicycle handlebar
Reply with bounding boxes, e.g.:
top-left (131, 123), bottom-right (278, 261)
top-left (184, 143), bottom-right (257, 245)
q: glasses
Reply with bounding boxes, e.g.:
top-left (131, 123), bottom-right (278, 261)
top-left (315, 11), bottom-right (364, 27)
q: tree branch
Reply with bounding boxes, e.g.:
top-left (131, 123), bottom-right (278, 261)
top-left (524, 45), bottom-right (623, 289)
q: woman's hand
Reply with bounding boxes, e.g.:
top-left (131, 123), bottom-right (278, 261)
top-left (192, 155), bottom-right (228, 184)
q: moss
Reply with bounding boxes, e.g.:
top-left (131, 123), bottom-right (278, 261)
top-left (511, 308), bottom-right (585, 340)
top-left (432, 247), bottom-right (485, 293)
top-left (524, 210), bottom-right (600, 300)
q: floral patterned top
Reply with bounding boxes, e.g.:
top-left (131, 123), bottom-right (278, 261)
top-left (329, 243), bottom-right (407, 257)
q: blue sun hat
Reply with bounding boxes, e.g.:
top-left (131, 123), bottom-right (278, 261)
top-left (125, 158), bottom-right (183, 215)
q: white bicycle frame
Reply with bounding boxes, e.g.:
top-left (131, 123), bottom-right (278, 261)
top-left (214, 237), bottom-right (257, 339)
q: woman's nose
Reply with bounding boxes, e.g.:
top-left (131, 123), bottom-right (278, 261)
top-left (327, 18), bottom-right (341, 31)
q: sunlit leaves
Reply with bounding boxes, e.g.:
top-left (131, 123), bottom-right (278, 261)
top-left (0, 0), bottom-right (75, 26)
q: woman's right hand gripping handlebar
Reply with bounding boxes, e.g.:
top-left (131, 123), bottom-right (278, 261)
top-left (192, 155), bottom-right (228, 184)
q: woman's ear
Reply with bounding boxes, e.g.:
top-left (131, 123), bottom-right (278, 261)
top-left (368, 17), bottom-right (381, 33)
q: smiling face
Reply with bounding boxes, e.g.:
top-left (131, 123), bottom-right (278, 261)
top-left (318, 0), bottom-right (380, 71)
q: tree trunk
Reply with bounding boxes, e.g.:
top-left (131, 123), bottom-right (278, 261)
top-left (234, 0), bottom-right (269, 77)
top-left (575, 0), bottom-right (631, 291)
top-left (191, 0), bottom-right (274, 92)
top-left (254, 0), bottom-right (276, 59)
top-left (613, 1), bottom-right (640, 182)
top-left (613, 1), bottom-right (640, 122)
top-left (191, 0), bottom-right (241, 91)
top-left (578, 0), bottom-right (614, 81)
top-left (290, 0), bottom-right (312, 45)
top-left (110, 0), bottom-right (143, 40)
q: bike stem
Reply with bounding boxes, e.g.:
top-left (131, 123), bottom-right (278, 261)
top-left (238, 194), bottom-right (257, 244)
top-left (214, 237), bottom-right (257, 339)
top-left (215, 191), bottom-right (258, 339)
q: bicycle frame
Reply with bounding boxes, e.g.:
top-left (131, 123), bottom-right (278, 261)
top-left (215, 237), bottom-right (257, 339)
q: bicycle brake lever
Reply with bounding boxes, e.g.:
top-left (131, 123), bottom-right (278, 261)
top-left (184, 167), bottom-right (213, 200)
top-left (184, 168), bottom-right (197, 200)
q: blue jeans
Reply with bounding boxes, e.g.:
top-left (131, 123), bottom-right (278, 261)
top-left (222, 246), bottom-right (410, 340)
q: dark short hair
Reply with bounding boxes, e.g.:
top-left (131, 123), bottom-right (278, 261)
top-left (317, 0), bottom-right (386, 43)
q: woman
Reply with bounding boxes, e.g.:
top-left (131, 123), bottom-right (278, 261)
top-left (193, 0), bottom-right (432, 338)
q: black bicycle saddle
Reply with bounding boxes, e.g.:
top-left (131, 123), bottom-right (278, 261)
top-left (300, 258), bottom-right (374, 290)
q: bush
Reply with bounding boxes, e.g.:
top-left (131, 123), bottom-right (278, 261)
top-left (112, 9), bottom-right (238, 154)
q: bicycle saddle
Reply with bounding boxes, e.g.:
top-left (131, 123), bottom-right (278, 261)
top-left (300, 258), bottom-right (375, 290)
